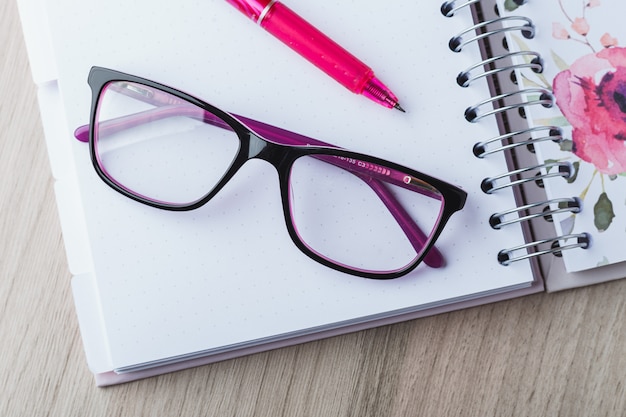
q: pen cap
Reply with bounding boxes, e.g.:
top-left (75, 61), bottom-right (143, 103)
top-left (225, 0), bottom-right (273, 23)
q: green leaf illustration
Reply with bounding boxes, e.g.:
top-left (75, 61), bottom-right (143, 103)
top-left (593, 192), bottom-right (615, 232)
top-left (508, 35), bottom-right (552, 88)
top-left (544, 159), bottom-right (559, 172)
top-left (551, 50), bottom-right (570, 72)
top-left (534, 116), bottom-right (571, 127)
top-left (597, 257), bottom-right (610, 267)
top-left (559, 139), bottom-right (574, 152)
top-left (504, 0), bottom-right (521, 11)
top-left (543, 159), bottom-right (578, 183)
top-left (567, 161), bottom-right (580, 184)
top-left (512, 34), bottom-right (532, 53)
top-left (519, 75), bottom-right (547, 89)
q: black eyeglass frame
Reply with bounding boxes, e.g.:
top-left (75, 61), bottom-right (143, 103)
top-left (82, 66), bottom-right (468, 279)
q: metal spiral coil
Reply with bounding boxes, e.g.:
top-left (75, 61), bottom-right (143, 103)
top-left (457, 51), bottom-right (543, 88)
top-left (440, 0), bottom-right (481, 17)
top-left (448, 16), bottom-right (535, 53)
top-left (481, 161), bottom-right (573, 194)
top-left (445, 0), bottom-right (591, 262)
top-left (473, 125), bottom-right (563, 159)
top-left (489, 197), bottom-right (582, 229)
top-left (465, 88), bottom-right (554, 123)
top-left (497, 233), bottom-right (591, 266)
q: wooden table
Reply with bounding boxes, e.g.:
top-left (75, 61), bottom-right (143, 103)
top-left (1, 1), bottom-right (624, 415)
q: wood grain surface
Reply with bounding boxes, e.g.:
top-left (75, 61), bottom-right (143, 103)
top-left (1, 1), bottom-right (624, 415)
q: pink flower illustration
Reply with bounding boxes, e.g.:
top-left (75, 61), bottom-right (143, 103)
top-left (587, 0), bottom-right (601, 7)
top-left (571, 17), bottom-right (590, 36)
top-left (600, 32), bottom-right (618, 48)
top-left (553, 22), bottom-right (570, 40)
top-left (553, 47), bottom-right (626, 175)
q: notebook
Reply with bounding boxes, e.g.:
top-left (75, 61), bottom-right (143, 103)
top-left (473, 0), bottom-right (626, 290)
top-left (493, 0), bottom-right (626, 272)
top-left (17, 0), bottom-right (625, 385)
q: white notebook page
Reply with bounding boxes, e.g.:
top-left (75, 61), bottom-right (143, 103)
top-left (45, 0), bottom-right (535, 371)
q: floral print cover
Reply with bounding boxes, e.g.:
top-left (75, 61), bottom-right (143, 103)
top-left (502, 0), bottom-right (626, 271)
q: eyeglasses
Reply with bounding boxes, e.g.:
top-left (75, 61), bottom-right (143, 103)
top-left (74, 66), bottom-right (467, 279)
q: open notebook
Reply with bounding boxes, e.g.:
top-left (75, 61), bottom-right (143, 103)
top-left (465, 0), bottom-right (626, 290)
top-left (17, 0), bottom-right (624, 385)
top-left (493, 0), bottom-right (626, 272)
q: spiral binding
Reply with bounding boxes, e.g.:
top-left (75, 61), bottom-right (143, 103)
top-left (489, 197), bottom-right (582, 230)
top-left (457, 51), bottom-right (543, 88)
top-left (480, 161), bottom-right (573, 194)
top-left (473, 125), bottom-right (563, 159)
top-left (440, 0), bottom-right (481, 17)
top-left (448, 16), bottom-right (535, 53)
top-left (497, 233), bottom-right (591, 266)
top-left (444, 0), bottom-right (589, 265)
top-left (464, 88), bottom-right (554, 123)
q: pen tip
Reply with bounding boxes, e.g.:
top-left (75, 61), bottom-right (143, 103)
top-left (394, 103), bottom-right (406, 113)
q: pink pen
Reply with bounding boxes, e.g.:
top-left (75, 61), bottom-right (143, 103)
top-left (225, 0), bottom-right (405, 112)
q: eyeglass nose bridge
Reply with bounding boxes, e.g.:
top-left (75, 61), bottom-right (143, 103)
top-left (245, 132), bottom-right (296, 171)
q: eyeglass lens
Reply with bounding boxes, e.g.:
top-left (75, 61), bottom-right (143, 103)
top-left (289, 156), bottom-right (444, 272)
top-left (94, 81), bottom-right (241, 206)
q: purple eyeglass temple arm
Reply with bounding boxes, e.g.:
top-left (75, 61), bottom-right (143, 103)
top-left (74, 96), bottom-right (444, 268)
top-left (360, 174), bottom-right (442, 267)
top-left (75, 111), bottom-right (440, 200)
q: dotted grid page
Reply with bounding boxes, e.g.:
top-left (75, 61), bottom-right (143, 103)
top-left (45, 0), bottom-right (535, 371)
